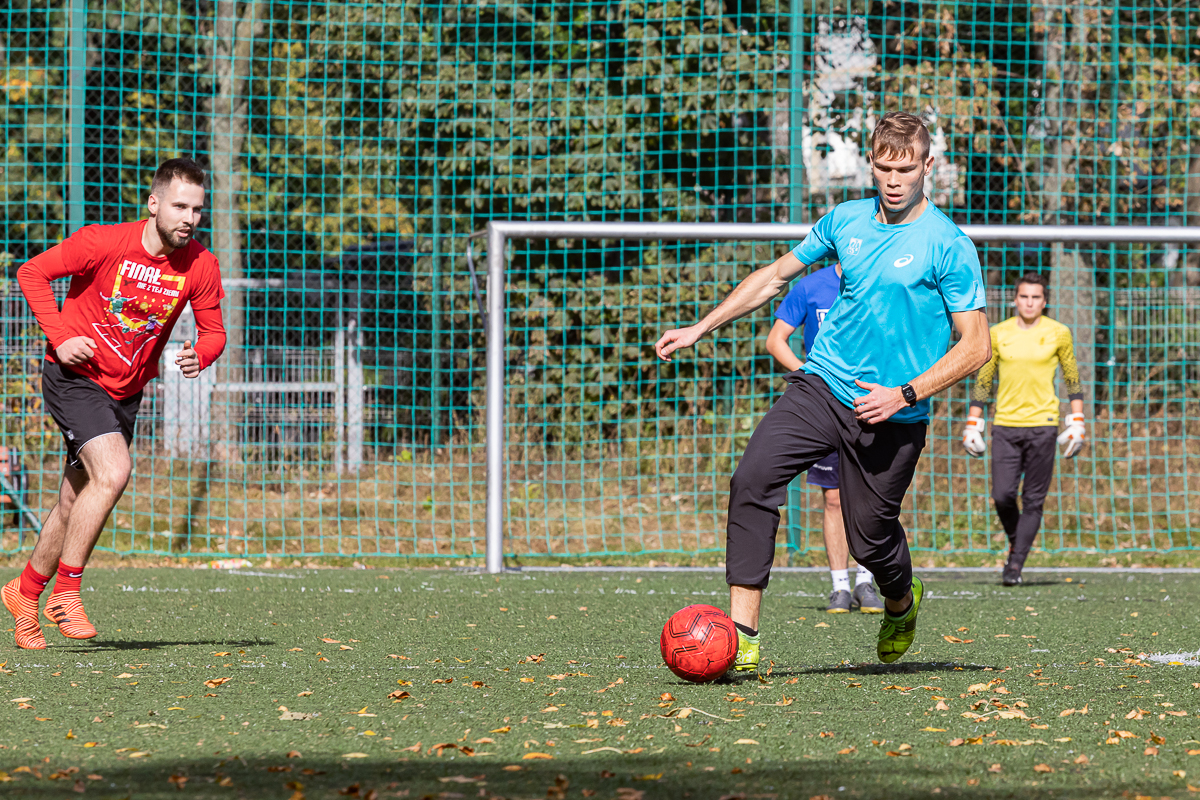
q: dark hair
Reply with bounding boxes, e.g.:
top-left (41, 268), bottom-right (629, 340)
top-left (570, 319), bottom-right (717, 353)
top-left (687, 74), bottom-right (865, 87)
top-left (870, 112), bottom-right (932, 162)
top-left (150, 157), bottom-right (206, 195)
top-left (1015, 271), bottom-right (1050, 303)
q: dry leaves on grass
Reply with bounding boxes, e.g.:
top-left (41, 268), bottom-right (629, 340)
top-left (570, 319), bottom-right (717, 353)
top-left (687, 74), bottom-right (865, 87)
top-left (203, 677), bottom-right (232, 689)
top-left (943, 635), bottom-right (974, 644)
top-left (279, 711), bottom-right (319, 721)
top-left (429, 743), bottom-right (475, 757)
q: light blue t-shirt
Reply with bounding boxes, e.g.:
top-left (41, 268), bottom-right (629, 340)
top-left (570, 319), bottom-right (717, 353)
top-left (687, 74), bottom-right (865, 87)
top-left (791, 197), bottom-right (985, 424)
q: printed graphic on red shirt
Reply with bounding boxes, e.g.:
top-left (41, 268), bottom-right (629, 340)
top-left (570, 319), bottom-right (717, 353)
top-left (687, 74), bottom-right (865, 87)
top-left (93, 260), bottom-right (188, 365)
top-left (15, 220), bottom-right (226, 399)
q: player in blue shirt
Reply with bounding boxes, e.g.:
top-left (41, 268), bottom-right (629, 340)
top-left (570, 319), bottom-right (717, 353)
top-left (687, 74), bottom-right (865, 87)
top-left (655, 112), bottom-right (991, 672)
top-left (767, 263), bottom-right (884, 614)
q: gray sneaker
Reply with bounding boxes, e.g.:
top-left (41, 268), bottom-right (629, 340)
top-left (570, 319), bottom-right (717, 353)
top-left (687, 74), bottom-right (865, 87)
top-left (826, 589), bottom-right (852, 613)
top-left (852, 583), bottom-right (885, 614)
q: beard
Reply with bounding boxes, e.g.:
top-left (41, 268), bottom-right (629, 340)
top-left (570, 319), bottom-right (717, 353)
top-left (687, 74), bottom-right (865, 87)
top-left (156, 216), bottom-right (193, 250)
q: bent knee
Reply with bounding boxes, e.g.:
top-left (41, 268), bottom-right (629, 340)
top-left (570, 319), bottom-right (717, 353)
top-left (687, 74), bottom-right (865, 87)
top-left (89, 463), bottom-right (131, 498)
top-left (991, 488), bottom-right (1018, 508)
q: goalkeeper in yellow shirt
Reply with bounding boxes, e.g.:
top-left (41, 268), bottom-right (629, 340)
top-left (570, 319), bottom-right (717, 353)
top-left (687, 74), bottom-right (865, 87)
top-left (961, 272), bottom-right (1084, 586)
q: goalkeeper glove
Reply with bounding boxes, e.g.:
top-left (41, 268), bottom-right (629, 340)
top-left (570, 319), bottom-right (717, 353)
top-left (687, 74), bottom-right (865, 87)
top-left (961, 415), bottom-right (986, 458)
top-left (1056, 412), bottom-right (1086, 458)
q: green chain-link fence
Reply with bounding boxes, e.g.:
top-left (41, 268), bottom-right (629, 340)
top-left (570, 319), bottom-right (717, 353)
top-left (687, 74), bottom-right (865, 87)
top-left (2, 1), bottom-right (1199, 560)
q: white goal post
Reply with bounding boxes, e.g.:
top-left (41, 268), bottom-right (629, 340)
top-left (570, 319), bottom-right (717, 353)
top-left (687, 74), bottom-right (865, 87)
top-left (475, 221), bottom-right (1200, 574)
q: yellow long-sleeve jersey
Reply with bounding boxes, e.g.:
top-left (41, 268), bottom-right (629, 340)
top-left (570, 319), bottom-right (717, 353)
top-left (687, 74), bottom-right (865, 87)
top-left (971, 316), bottom-right (1084, 428)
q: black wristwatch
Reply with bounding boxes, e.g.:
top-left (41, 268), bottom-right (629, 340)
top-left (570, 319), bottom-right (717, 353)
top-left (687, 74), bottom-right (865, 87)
top-left (900, 383), bottom-right (918, 407)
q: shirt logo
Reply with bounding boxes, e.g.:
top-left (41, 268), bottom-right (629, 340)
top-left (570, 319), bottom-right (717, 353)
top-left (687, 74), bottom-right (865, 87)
top-left (893, 254), bottom-right (914, 268)
top-left (846, 238), bottom-right (862, 256)
top-left (816, 308), bottom-right (830, 325)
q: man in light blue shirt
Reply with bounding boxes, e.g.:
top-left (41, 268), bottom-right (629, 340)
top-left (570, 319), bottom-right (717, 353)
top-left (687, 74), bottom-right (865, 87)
top-left (655, 112), bottom-right (991, 672)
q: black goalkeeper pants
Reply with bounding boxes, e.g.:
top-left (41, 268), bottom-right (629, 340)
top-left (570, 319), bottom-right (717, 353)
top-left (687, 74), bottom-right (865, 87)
top-left (991, 425), bottom-right (1057, 571)
top-left (725, 373), bottom-right (926, 601)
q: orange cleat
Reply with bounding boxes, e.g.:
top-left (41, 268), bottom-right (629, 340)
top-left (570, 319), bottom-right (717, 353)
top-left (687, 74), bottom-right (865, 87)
top-left (2, 577), bottom-right (47, 650)
top-left (44, 591), bottom-right (97, 639)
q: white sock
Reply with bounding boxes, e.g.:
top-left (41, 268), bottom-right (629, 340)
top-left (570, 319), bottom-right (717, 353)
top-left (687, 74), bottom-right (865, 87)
top-left (855, 567), bottom-right (874, 587)
top-left (830, 569), bottom-right (851, 593)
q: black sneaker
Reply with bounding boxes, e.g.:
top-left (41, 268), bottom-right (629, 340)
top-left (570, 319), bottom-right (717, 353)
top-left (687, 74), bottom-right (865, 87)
top-left (1002, 561), bottom-right (1023, 586)
top-left (826, 589), bottom-right (852, 613)
top-left (851, 582), bottom-right (885, 613)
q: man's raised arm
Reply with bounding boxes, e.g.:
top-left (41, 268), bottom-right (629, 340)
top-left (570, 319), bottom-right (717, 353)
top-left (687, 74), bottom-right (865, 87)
top-left (654, 252), bottom-right (809, 362)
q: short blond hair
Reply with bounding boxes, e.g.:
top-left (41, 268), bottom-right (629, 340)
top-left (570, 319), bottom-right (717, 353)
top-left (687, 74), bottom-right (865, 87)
top-left (870, 112), bottom-right (931, 162)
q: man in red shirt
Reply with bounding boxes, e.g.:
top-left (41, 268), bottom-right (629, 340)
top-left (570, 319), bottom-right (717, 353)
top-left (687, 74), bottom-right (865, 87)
top-left (4, 158), bottom-right (227, 649)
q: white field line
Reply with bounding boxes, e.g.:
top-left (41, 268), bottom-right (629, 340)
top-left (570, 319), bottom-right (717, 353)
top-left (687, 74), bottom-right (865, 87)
top-left (506, 566), bottom-right (1200, 574)
top-left (1144, 651), bottom-right (1200, 667)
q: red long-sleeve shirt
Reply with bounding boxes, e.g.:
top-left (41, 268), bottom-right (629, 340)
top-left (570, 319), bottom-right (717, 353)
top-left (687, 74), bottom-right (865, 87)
top-left (17, 220), bottom-right (227, 399)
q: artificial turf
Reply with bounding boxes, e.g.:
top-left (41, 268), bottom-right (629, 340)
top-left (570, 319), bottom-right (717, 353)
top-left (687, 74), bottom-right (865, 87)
top-left (0, 566), bottom-right (1198, 799)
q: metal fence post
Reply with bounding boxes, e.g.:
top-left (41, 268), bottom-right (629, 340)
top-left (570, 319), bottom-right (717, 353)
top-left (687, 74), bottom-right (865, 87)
top-left (68, 0), bottom-right (86, 234)
top-left (485, 223), bottom-right (507, 574)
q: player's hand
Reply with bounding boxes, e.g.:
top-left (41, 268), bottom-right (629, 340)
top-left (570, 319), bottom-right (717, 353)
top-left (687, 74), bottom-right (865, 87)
top-left (56, 336), bottom-right (97, 366)
top-left (852, 380), bottom-right (907, 425)
top-left (175, 339), bottom-right (201, 379)
top-left (654, 325), bottom-right (705, 362)
top-left (962, 415), bottom-right (987, 457)
top-left (1057, 412), bottom-right (1086, 458)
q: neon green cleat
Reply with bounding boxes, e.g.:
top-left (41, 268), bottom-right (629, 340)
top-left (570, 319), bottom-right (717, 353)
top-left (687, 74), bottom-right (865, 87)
top-left (877, 576), bottom-right (924, 664)
top-left (728, 629), bottom-right (760, 676)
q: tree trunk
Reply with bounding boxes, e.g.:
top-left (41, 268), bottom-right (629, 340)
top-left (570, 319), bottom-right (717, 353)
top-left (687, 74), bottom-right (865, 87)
top-left (1186, 139), bottom-right (1200, 286)
top-left (208, 0), bottom-right (262, 461)
top-left (1037, 0), bottom-right (1096, 420)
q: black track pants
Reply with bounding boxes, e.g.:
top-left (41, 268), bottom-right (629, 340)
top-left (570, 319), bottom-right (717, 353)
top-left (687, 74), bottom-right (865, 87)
top-left (990, 425), bottom-right (1057, 571)
top-left (725, 373), bottom-right (927, 601)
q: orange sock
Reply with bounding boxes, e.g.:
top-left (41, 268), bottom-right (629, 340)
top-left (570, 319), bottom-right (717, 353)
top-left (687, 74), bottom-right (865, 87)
top-left (50, 562), bottom-right (84, 596)
top-left (19, 562), bottom-right (52, 601)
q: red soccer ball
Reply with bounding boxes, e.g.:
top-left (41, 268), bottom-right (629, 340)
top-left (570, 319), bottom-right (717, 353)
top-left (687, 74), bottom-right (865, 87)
top-left (660, 604), bottom-right (738, 683)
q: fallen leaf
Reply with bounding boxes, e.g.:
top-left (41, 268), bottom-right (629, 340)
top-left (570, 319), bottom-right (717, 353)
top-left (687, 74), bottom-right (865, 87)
top-left (920, 727), bottom-right (947, 732)
top-left (523, 752), bottom-right (554, 760)
top-left (280, 712), bottom-right (318, 721)
top-left (212, 652), bottom-right (231, 657)
top-left (203, 677), bottom-right (232, 689)
top-left (115, 673), bottom-right (134, 679)
top-left (943, 636), bottom-right (974, 644)
top-left (287, 751), bottom-right (301, 758)
top-left (491, 726), bottom-right (511, 733)
top-left (734, 739), bottom-right (759, 745)
top-left (948, 738), bottom-right (966, 747)
top-left (341, 753), bottom-right (369, 759)
top-left (321, 638), bottom-right (341, 644)
top-left (297, 691), bottom-right (313, 697)
top-left (439, 775), bottom-right (486, 784)
top-left (1033, 764), bottom-right (1053, 773)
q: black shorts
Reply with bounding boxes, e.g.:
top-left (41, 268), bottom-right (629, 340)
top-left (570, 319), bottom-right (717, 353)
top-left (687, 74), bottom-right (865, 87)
top-left (41, 361), bottom-right (142, 471)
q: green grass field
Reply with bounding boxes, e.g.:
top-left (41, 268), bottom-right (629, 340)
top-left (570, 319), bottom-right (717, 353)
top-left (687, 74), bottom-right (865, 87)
top-left (1, 566), bottom-right (1198, 799)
